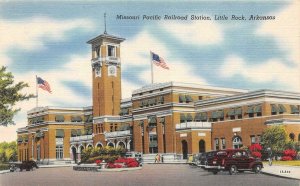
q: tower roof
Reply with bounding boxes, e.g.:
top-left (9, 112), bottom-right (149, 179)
top-left (87, 33), bottom-right (125, 45)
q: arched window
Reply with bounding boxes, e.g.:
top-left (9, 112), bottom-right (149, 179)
top-left (232, 136), bottom-right (243, 149)
top-left (289, 133), bottom-right (295, 141)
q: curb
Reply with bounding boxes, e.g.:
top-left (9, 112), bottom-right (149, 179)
top-left (0, 170), bottom-right (10, 174)
top-left (261, 171), bottom-right (300, 181)
top-left (97, 167), bottom-right (142, 172)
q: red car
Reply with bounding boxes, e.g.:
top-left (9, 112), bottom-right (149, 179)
top-left (205, 149), bottom-right (263, 175)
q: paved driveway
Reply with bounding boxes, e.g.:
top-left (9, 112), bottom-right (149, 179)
top-left (0, 164), bottom-right (299, 186)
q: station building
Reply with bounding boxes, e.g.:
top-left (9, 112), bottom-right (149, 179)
top-left (17, 31), bottom-right (300, 164)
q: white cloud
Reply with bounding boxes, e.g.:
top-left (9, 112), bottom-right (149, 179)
top-left (220, 55), bottom-right (300, 91)
top-left (0, 17), bottom-right (94, 66)
top-left (256, 1), bottom-right (300, 64)
top-left (161, 20), bottom-right (223, 45)
top-left (122, 31), bottom-right (169, 69)
top-left (0, 54), bottom-right (92, 142)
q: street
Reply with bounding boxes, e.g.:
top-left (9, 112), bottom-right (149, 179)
top-left (0, 164), bottom-right (299, 186)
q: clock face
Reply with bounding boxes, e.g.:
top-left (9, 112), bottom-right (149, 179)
top-left (108, 66), bottom-right (117, 76)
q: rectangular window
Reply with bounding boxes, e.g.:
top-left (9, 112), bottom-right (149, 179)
top-left (215, 138), bottom-right (219, 150)
top-left (95, 46), bottom-right (100, 58)
top-left (221, 138), bottom-right (226, 149)
top-left (108, 45), bottom-right (116, 57)
top-left (249, 113), bottom-right (254, 118)
top-left (110, 124), bottom-right (113, 132)
top-left (256, 112), bottom-right (262, 117)
top-left (257, 135), bottom-right (261, 143)
top-left (198, 96), bottom-right (203, 100)
top-left (237, 115), bottom-right (242, 119)
top-left (230, 115), bottom-right (235, 120)
top-left (250, 135), bottom-right (256, 144)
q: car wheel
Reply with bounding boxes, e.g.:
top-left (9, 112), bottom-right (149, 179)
top-left (229, 165), bottom-right (237, 175)
top-left (213, 171), bottom-right (218, 175)
top-left (253, 165), bottom-right (262, 174)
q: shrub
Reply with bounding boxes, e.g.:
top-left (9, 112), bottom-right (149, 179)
top-left (281, 156), bottom-right (293, 161)
top-left (252, 151), bottom-right (262, 158)
top-left (0, 164), bottom-right (9, 171)
top-left (249, 144), bottom-right (262, 152)
top-left (283, 149), bottom-right (297, 159)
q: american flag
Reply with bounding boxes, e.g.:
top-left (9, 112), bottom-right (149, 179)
top-left (151, 51), bottom-right (169, 70)
top-left (37, 77), bottom-right (52, 93)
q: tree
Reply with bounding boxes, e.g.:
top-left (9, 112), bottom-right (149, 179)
top-left (0, 141), bottom-right (17, 163)
top-left (0, 66), bottom-right (34, 126)
top-left (261, 125), bottom-right (287, 154)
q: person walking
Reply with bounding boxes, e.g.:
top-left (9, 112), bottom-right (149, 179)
top-left (154, 154), bottom-right (158, 163)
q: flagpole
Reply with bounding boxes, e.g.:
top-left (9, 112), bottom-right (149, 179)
top-left (36, 75), bottom-right (38, 108)
top-left (150, 51), bottom-right (153, 84)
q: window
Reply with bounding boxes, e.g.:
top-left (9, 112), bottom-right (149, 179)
top-left (108, 45), bottom-right (116, 57)
top-left (250, 135), bottom-right (256, 144)
top-left (230, 115), bottom-right (235, 120)
top-left (221, 138), bottom-right (226, 149)
top-left (198, 96), bottom-right (203, 100)
top-left (257, 135), bottom-right (261, 143)
top-left (289, 133), bottom-right (295, 141)
top-left (95, 46), bottom-right (100, 57)
top-left (249, 113), bottom-right (254, 118)
top-left (110, 124), bottom-right (113, 132)
top-left (215, 138), bottom-right (219, 150)
top-left (56, 145), bottom-right (63, 159)
top-left (232, 136), bottom-right (243, 149)
top-left (114, 124), bottom-right (118, 131)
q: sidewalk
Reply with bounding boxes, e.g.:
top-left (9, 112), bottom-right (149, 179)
top-left (262, 163), bottom-right (300, 180)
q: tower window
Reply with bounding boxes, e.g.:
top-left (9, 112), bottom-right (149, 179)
top-left (108, 45), bottom-right (116, 57)
top-left (95, 46), bottom-right (100, 58)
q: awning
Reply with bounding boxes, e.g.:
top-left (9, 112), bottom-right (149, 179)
top-left (17, 136), bottom-right (23, 143)
top-left (71, 129), bottom-right (77, 137)
top-left (87, 128), bottom-right (93, 135)
top-left (218, 110), bottom-right (224, 118)
top-left (271, 104), bottom-right (278, 113)
top-left (278, 104), bottom-right (286, 113)
top-left (291, 105), bottom-right (299, 114)
top-left (200, 112), bottom-right (207, 121)
top-left (186, 113), bottom-right (193, 122)
top-left (194, 113), bottom-right (201, 121)
top-left (180, 113), bottom-right (186, 122)
top-left (139, 120), bottom-right (144, 127)
top-left (56, 129), bottom-right (64, 137)
top-left (254, 105), bottom-right (262, 113)
top-left (211, 111), bottom-right (218, 119)
top-left (235, 107), bottom-right (242, 115)
top-left (35, 131), bottom-right (44, 138)
top-left (148, 116), bottom-right (157, 124)
top-left (185, 95), bottom-right (193, 102)
top-left (23, 135), bottom-right (29, 142)
top-left (227, 108), bottom-right (235, 116)
top-left (55, 115), bottom-right (65, 122)
top-left (179, 95), bottom-right (186, 103)
top-left (157, 96), bottom-right (164, 104)
top-left (71, 116), bottom-right (82, 122)
top-left (247, 106), bottom-right (254, 114)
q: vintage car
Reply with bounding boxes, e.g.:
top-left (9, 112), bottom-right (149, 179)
top-left (9, 160), bottom-right (39, 172)
top-left (198, 151), bottom-right (217, 169)
top-left (205, 149), bottom-right (263, 175)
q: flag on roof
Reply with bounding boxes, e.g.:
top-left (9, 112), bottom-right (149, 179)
top-left (37, 77), bottom-right (52, 93)
top-left (151, 51), bottom-right (169, 70)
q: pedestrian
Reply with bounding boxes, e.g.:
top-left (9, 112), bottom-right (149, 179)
top-left (154, 154), bottom-right (158, 163)
top-left (161, 155), bottom-right (164, 163)
top-left (158, 154), bottom-right (161, 163)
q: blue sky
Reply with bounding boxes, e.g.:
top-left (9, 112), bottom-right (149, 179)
top-left (0, 1), bottom-right (299, 142)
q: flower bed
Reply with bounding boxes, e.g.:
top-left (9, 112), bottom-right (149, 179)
top-left (95, 157), bottom-right (140, 169)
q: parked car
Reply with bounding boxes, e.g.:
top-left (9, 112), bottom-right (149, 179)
top-left (9, 160), bottom-right (39, 172)
top-left (205, 149), bottom-right (263, 175)
top-left (199, 151), bottom-right (217, 169)
top-left (125, 152), bottom-right (143, 166)
top-left (189, 153), bottom-right (202, 166)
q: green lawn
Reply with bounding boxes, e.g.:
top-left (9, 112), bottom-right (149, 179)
top-left (263, 160), bottom-right (300, 166)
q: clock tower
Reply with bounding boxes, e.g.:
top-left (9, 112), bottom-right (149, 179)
top-left (87, 33), bottom-right (125, 117)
